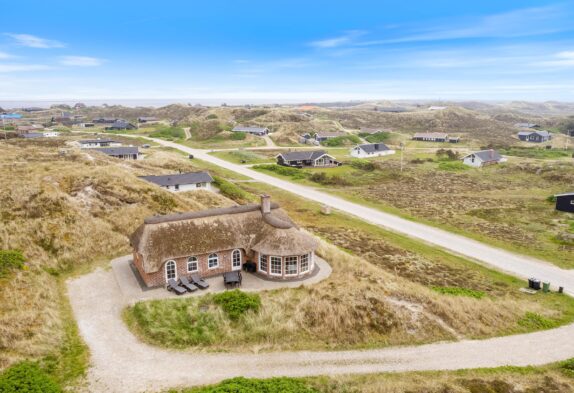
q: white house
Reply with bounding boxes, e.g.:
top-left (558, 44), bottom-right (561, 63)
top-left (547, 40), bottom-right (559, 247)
top-left (139, 171), bottom-right (214, 192)
top-left (350, 143), bottom-right (395, 158)
top-left (43, 131), bottom-right (60, 138)
top-left (461, 150), bottom-right (506, 168)
top-left (78, 138), bottom-right (122, 148)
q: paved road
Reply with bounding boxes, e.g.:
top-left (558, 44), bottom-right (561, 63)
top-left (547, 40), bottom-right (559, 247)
top-left (147, 137), bottom-right (574, 294)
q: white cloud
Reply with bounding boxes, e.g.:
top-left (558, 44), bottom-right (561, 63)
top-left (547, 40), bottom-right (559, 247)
top-left (0, 64), bottom-right (51, 73)
top-left (539, 50), bottom-right (574, 67)
top-left (359, 4), bottom-right (573, 45)
top-left (6, 33), bottom-right (65, 48)
top-left (309, 30), bottom-right (365, 48)
top-left (59, 56), bottom-right (105, 67)
top-left (0, 51), bottom-right (15, 59)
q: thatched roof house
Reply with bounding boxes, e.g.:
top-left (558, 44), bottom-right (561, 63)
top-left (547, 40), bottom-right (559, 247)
top-left (130, 195), bottom-right (319, 287)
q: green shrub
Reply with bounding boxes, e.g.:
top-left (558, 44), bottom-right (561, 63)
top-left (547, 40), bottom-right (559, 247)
top-left (517, 312), bottom-right (557, 330)
top-left (308, 172), bottom-right (350, 186)
top-left (350, 159), bottom-right (376, 171)
top-left (432, 286), bottom-right (485, 299)
top-left (364, 132), bottom-right (390, 143)
top-left (149, 126), bottom-right (186, 140)
top-left (435, 148), bottom-right (459, 161)
top-left (212, 176), bottom-right (251, 203)
top-left (0, 250), bottom-right (26, 277)
top-left (212, 290), bottom-right (261, 321)
top-left (438, 161), bottom-right (468, 171)
top-left (321, 135), bottom-right (361, 147)
top-left (0, 361), bottom-right (61, 393)
top-left (177, 376), bottom-right (318, 393)
top-left (560, 358), bottom-right (574, 376)
top-left (206, 114), bottom-right (218, 120)
top-left (230, 132), bottom-right (246, 140)
top-left (253, 164), bottom-right (307, 180)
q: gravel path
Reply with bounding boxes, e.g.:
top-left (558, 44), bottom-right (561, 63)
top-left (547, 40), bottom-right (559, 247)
top-left (69, 268), bottom-right (574, 393)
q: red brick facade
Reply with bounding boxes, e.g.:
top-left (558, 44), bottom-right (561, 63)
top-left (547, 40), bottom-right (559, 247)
top-left (132, 249), bottom-right (316, 287)
top-left (133, 248), bottom-right (246, 288)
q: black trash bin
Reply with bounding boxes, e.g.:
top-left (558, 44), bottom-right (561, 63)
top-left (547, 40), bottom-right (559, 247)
top-left (528, 278), bottom-right (541, 290)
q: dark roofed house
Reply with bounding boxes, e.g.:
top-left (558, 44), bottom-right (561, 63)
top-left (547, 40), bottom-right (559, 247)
top-left (276, 150), bottom-right (340, 167)
top-left (351, 143), bottom-right (395, 158)
top-left (91, 146), bottom-right (142, 160)
top-left (514, 123), bottom-right (539, 129)
top-left (130, 195), bottom-right (319, 287)
top-left (139, 171), bottom-right (214, 192)
top-left (232, 126), bottom-right (269, 136)
top-left (461, 149), bottom-right (506, 167)
top-left (19, 132), bottom-right (44, 139)
top-left (92, 117), bottom-right (119, 124)
top-left (105, 120), bottom-right (137, 130)
top-left (517, 130), bottom-right (551, 143)
top-left (138, 116), bottom-right (159, 123)
top-left (555, 193), bottom-right (574, 213)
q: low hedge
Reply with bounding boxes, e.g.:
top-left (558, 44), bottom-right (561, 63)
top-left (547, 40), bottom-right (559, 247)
top-left (0, 362), bottom-right (61, 393)
top-left (212, 290), bottom-right (261, 321)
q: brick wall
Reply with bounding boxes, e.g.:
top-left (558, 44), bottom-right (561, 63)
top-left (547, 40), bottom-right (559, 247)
top-left (133, 248), bottom-right (247, 288)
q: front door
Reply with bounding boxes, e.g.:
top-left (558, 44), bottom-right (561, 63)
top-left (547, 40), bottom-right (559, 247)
top-left (232, 249), bottom-right (242, 271)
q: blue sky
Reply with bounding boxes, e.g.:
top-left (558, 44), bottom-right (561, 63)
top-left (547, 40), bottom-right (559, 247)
top-left (1, 0), bottom-right (574, 103)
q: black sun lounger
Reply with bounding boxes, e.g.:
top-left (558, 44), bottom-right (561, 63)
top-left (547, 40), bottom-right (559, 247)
top-left (190, 274), bottom-right (209, 289)
top-left (179, 276), bottom-right (198, 292)
top-left (167, 278), bottom-right (187, 295)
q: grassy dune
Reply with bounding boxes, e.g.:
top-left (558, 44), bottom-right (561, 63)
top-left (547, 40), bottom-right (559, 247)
top-left (0, 138), bottom-right (233, 373)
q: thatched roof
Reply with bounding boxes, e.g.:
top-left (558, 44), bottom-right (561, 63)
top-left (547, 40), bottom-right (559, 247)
top-left (130, 202), bottom-right (318, 273)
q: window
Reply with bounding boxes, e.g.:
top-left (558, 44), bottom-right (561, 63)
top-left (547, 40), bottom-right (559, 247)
top-left (570, 200), bottom-right (574, 205)
top-left (208, 253), bottom-right (219, 269)
top-left (259, 254), bottom-right (268, 273)
top-left (232, 249), bottom-right (242, 270)
top-left (196, 183), bottom-right (202, 188)
top-left (270, 256), bottom-right (282, 276)
top-left (187, 257), bottom-right (198, 273)
top-left (285, 256), bottom-right (298, 276)
top-left (165, 260), bottom-right (177, 281)
top-left (300, 254), bottom-right (310, 273)
top-left (175, 184), bottom-right (179, 190)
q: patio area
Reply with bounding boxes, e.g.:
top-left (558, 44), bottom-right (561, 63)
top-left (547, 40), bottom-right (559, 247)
top-left (111, 254), bottom-right (332, 304)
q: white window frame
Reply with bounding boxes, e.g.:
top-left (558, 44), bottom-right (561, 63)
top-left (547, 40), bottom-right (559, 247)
top-left (300, 253), bottom-right (310, 273)
top-left (165, 260), bottom-right (177, 282)
top-left (285, 256), bottom-right (298, 276)
top-left (231, 249), bottom-right (242, 270)
top-left (208, 253), bottom-right (219, 269)
top-left (270, 256), bottom-right (282, 276)
top-left (259, 254), bottom-right (268, 273)
top-left (187, 256), bottom-right (198, 273)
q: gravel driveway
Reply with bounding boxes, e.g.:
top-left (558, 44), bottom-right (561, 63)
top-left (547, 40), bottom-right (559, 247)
top-left (69, 267), bottom-right (574, 393)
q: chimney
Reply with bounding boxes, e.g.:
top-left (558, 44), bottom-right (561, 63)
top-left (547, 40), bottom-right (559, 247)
top-left (261, 194), bottom-right (271, 214)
